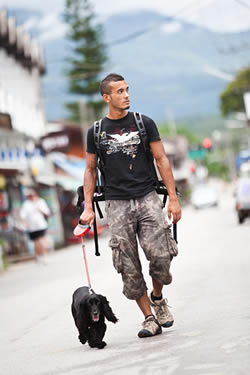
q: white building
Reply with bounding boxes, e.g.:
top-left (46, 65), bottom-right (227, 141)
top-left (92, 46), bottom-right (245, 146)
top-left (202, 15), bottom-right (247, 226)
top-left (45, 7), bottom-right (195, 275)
top-left (0, 10), bottom-right (65, 260)
top-left (0, 9), bottom-right (46, 139)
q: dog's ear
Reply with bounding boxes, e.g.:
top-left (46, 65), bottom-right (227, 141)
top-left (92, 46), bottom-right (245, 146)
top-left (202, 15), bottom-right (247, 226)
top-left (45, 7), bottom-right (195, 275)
top-left (99, 295), bottom-right (118, 324)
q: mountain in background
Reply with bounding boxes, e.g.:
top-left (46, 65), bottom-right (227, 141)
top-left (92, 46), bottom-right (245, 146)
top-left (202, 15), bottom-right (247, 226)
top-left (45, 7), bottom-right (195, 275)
top-left (7, 8), bottom-right (250, 131)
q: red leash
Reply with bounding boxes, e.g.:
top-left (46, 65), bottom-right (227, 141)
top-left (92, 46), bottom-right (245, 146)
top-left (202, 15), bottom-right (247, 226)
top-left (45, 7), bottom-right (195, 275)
top-left (73, 222), bottom-right (93, 291)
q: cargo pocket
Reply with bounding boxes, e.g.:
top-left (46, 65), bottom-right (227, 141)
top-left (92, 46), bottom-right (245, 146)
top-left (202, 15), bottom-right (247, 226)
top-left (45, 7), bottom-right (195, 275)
top-left (108, 236), bottom-right (123, 273)
top-left (165, 227), bottom-right (178, 257)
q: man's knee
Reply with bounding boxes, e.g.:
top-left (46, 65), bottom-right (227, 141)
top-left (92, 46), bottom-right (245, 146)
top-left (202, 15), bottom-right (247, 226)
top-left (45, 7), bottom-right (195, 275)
top-left (149, 256), bottom-right (173, 285)
top-left (122, 275), bottom-right (147, 300)
top-left (108, 234), bottom-right (147, 300)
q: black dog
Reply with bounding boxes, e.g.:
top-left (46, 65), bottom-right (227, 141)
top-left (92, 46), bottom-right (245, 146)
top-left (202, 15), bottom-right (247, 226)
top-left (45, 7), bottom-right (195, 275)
top-left (71, 286), bottom-right (118, 349)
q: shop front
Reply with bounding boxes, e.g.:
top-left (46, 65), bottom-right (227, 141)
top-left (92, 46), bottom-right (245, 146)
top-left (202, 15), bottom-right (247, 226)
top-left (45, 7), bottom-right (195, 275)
top-left (0, 129), bottom-right (65, 263)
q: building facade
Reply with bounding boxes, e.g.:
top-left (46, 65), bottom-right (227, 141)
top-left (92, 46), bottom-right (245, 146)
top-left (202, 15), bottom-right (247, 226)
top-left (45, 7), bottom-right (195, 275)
top-left (0, 10), bottom-right (64, 263)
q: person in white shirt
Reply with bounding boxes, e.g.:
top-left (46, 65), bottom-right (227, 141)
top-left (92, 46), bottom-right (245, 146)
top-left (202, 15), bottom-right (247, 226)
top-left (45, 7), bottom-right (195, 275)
top-left (20, 189), bottom-right (50, 264)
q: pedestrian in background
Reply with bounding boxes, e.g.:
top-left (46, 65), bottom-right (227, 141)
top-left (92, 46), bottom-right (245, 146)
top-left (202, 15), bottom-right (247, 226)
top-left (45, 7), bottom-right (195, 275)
top-left (80, 73), bottom-right (181, 338)
top-left (20, 189), bottom-right (50, 265)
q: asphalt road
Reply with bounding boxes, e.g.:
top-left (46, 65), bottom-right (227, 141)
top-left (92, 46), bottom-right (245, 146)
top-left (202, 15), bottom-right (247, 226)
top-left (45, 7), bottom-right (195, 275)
top-left (1, 183), bottom-right (250, 375)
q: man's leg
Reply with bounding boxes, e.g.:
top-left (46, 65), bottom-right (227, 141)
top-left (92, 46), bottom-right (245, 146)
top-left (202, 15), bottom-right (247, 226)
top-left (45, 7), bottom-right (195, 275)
top-left (150, 277), bottom-right (173, 328)
top-left (136, 291), bottom-right (153, 317)
top-left (137, 291), bottom-right (162, 338)
top-left (152, 278), bottom-right (163, 298)
top-left (137, 278), bottom-right (165, 312)
top-left (106, 199), bottom-right (161, 338)
top-left (137, 192), bottom-right (175, 328)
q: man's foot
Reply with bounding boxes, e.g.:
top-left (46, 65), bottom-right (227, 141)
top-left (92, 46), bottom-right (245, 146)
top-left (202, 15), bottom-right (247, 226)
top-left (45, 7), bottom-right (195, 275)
top-left (149, 292), bottom-right (174, 328)
top-left (138, 315), bottom-right (162, 338)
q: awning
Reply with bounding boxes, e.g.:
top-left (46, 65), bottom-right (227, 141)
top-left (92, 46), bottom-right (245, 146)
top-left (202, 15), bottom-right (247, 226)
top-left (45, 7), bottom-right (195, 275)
top-left (48, 152), bottom-right (85, 191)
top-left (49, 152), bottom-right (86, 179)
top-left (35, 173), bottom-right (81, 191)
top-left (55, 174), bottom-right (82, 191)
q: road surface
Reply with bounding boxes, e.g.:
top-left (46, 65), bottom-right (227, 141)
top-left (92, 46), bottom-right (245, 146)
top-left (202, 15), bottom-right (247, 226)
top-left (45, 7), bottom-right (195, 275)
top-left (1, 183), bottom-right (250, 375)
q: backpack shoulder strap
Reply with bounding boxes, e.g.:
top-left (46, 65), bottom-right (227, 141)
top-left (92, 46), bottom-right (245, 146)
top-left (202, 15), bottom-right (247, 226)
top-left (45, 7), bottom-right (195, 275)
top-left (93, 118), bottom-right (105, 172)
top-left (93, 118), bottom-right (105, 192)
top-left (92, 119), bottom-right (104, 256)
top-left (133, 112), bottom-right (162, 191)
top-left (133, 112), bottom-right (149, 153)
top-left (94, 119), bottom-right (102, 150)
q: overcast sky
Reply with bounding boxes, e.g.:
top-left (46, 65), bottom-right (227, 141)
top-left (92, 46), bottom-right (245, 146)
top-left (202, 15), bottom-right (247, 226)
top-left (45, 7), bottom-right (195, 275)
top-left (1, 0), bottom-right (250, 34)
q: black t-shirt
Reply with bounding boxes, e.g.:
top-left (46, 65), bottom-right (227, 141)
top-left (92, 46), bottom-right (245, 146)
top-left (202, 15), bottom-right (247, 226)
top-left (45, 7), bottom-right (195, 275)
top-left (87, 111), bottom-right (161, 200)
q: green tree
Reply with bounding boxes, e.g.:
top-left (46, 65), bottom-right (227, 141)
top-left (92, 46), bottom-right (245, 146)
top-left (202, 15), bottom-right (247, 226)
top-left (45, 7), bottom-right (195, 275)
top-left (220, 66), bottom-right (250, 116)
top-left (203, 154), bottom-right (230, 181)
top-left (64, 0), bottom-right (107, 122)
top-left (159, 123), bottom-right (202, 145)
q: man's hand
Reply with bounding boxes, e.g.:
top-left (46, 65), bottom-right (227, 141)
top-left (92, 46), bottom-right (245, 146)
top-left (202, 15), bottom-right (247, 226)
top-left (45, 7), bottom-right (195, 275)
top-left (80, 207), bottom-right (95, 227)
top-left (168, 199), bottom-right (182, 224)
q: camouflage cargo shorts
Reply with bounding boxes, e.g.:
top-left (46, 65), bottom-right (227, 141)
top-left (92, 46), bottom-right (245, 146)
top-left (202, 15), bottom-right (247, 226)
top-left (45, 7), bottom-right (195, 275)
top-left (105, 190), bottom-right (178, 300)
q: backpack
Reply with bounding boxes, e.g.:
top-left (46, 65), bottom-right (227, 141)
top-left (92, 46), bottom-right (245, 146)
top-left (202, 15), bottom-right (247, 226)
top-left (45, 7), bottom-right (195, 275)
top-left (76, 112), bottom-right (178, 255)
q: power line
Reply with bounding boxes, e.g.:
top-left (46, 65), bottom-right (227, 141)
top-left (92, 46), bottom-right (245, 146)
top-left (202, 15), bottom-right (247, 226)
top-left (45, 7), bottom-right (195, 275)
top-left (215, 0), bottom-right (250, 57)
top-left (45, 0), bottom-right (250, 77)
top-left (108, 0), bottom-right (203, 46)
top-left (46, 0), bottom-right (203, 64)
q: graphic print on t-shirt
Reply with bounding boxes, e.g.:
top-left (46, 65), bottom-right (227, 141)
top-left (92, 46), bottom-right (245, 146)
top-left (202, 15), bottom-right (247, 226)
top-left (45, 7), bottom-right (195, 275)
top-left (100, 127), bottom-right (141, 157)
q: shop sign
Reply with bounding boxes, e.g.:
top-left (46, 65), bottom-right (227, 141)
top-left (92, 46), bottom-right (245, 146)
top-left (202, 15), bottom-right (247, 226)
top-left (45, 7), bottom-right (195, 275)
top-left (41, 134), bottom-right (69, 153)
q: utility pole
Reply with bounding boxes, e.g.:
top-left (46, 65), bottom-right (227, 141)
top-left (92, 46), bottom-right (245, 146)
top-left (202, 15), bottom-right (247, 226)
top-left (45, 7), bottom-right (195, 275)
top-left (79, 101), bottom-right (95, 153)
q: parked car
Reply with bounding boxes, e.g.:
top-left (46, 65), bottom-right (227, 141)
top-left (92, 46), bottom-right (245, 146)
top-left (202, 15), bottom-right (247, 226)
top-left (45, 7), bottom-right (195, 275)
top-left (235, 162), bottom-right (250, 224)
top-left (191, 184), bottom-right (218, 209)
top-left (235, 177), bottom-right (250, 224)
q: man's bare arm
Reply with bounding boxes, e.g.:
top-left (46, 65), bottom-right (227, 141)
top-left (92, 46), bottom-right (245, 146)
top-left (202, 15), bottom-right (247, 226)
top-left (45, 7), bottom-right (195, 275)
top-left (80, 152), bottom-right (96, 226)
top-left (150, 140), bottom-right (181, 223)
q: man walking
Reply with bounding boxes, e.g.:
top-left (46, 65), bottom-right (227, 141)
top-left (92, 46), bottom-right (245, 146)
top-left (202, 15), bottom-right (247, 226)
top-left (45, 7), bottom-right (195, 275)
top-left (80, 73), bottom-right (181, 338)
